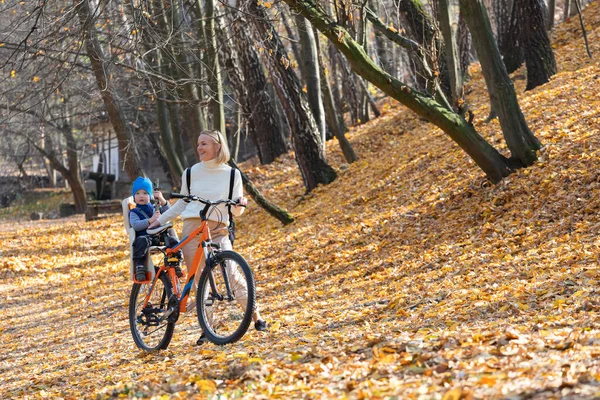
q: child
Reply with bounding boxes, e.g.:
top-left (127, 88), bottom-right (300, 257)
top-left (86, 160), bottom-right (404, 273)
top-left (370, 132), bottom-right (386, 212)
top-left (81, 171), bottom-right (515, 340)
top-left (130, 176), bottom-right (182, 281)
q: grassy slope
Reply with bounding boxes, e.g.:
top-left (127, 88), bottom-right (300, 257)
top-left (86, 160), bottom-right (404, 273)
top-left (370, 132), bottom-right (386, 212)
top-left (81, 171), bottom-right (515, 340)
top-left (1, 4), bottom-right (600, 399)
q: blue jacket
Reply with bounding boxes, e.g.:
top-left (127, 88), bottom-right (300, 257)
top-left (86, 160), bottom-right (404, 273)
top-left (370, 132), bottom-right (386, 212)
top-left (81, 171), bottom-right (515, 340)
top-left (130, 203), bottom-right (170, 237)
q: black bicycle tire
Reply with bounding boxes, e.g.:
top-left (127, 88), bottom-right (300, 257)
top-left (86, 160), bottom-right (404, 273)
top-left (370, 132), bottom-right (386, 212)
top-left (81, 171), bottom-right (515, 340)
top-left (196, 250), bottom-right (256, 345)
top-left (129, 271), bottom-right (176, 350)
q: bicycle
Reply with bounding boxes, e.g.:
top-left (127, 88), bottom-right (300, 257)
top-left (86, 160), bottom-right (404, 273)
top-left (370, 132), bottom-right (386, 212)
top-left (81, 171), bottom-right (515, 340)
top-left (128, 194), bottom-right (256, 351)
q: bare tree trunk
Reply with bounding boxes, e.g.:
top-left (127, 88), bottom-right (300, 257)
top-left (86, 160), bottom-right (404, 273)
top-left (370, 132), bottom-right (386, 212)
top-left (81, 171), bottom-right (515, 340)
top-left (438, 0), bottom-right (464, 109)
top-left (294, 15), bottom-right (326, 144)
top-left (458, 13), bottom-right (472, 81)
top-left (315, 28), bottom-right (358, 163)
top-left (152, 0), bottom-right (185, 179)
top-left (249, 1), bottom-right (337, 191)
top-left (156, 93), bottom-right (184, 180)
top-left (396, 0), bottom-right (450, 98)
top-left (369, 0), bottom-right (391, 73)
top-left (357, 5), bottom-right (370, 124)
top-left (339, 57), bottom-right (361, 125)
top-left (74, 0), bottom-right (143, 180)
top-left (42, 132), bottom-right (57, 187)
top-left (519, 0), bottom-right (557, 90)
top-left (222, 12), bottom-right (288, 164)
top-left (564, 0), bottom-right (577, 20)
top-left (204, 0), bottom-right (225, 133)
top-left (573, 0), bottom-right (593, 59)
top-left (497, 0), bottom-right (523, 74)
top-left (460, 0), bottom-right (541, 166)
top-left (62, 98), bottom-right (87, 212)
top-left (281, 9), bottom-right (304, 79)
top-left (547, 0), bottom-right (556, 30)
top-left (171, 0), bottom-right (206, 164)
top-left (283, 0), bottom-right (514, 183)
top-left (324, 1), bottom-right (347, 132)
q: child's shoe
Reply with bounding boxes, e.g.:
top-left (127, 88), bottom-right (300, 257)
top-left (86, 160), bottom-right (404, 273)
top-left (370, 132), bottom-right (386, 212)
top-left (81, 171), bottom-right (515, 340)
top-left (135, 265), bottom-right (147, 281)
top-left (196, 332), bottom-right (208, 345)
top-left (254, 319), bottom-right (267, 331)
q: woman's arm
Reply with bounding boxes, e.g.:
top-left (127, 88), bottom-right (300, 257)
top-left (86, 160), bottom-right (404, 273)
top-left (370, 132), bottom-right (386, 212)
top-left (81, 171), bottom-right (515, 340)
top-left (154, 170), bottom-right (188, 226)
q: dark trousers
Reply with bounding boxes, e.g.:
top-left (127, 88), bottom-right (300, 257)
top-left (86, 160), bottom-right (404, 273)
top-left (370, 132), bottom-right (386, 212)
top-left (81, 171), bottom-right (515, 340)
top-left (132, 232), bottom-right (178, 265)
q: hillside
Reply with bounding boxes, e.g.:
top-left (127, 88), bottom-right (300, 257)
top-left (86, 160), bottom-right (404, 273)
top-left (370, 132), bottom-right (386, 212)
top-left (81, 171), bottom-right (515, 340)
top-left (2, 4), bottom-right (600, 399)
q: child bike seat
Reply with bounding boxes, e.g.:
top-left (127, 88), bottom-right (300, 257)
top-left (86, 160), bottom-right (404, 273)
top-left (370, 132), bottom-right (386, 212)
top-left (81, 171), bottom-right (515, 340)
top-left (122, 196), bottom-right (166, 282)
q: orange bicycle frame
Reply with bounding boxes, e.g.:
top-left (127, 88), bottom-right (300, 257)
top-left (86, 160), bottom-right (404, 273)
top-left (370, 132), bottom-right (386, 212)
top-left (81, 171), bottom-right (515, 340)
top-left (141, 220), bottom-right (214, 312)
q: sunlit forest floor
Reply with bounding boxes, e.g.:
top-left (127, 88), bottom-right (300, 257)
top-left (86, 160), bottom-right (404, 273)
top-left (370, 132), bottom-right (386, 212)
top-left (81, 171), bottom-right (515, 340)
top-left (2, 4), bottom-right (600, 399)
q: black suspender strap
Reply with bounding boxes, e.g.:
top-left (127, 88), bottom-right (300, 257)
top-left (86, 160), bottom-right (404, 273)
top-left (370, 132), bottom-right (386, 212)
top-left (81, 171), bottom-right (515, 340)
top-left (227, 168), bottom-right (235, 220)
top-left (186, 167), bottom-right (191, 194)
top-left (187, 166), bottom-right (236, 223)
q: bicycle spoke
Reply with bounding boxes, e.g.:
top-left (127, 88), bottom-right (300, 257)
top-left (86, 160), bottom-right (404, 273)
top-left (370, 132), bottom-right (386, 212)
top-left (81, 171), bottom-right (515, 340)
top-left (129, 273), bottom-right (175, 350)
top-left (197, 251), bottom-right (256, 345)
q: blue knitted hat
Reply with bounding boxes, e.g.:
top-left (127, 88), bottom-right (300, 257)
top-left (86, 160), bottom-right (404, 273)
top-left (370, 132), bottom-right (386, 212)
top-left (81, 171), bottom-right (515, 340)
top-left (132, 176), bottom-right (153, 198)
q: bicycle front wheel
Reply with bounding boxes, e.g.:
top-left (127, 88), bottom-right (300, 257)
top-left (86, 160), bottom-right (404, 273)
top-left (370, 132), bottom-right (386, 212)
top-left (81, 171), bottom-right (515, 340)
top-left (196, 250), bottom-right (256, 345)
top-left (129, 271), bottom-right (176, 350)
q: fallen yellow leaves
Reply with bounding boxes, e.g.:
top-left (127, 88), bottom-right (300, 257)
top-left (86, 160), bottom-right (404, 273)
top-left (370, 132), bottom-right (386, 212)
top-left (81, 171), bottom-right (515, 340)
top-left (2, 3), bottom-right (600, 399)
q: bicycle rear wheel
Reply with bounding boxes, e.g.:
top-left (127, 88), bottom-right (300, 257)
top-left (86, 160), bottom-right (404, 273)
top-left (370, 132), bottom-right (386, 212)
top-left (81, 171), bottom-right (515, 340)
top-left (129, 271), bottom-right (176, 350)
top-left (196, 250), bottom-right (256, 345)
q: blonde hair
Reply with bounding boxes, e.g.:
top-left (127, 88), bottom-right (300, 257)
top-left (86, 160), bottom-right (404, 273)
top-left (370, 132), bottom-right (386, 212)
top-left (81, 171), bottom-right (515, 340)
top-left (199, 130), bottom-right (230, 164)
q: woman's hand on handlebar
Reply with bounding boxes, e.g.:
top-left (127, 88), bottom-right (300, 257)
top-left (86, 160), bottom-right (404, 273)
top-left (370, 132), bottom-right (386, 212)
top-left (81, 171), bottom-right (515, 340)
top-left (235, 196), bottom-right (248, 208)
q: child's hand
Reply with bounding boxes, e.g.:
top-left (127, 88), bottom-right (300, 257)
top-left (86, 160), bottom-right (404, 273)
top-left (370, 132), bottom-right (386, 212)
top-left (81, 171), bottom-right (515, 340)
top-left (149, 210), bottom-right (161, 223)
top-left (155, 190), bottom-right (166, 205)
top-left (148, 220), bottom-right (160, 229)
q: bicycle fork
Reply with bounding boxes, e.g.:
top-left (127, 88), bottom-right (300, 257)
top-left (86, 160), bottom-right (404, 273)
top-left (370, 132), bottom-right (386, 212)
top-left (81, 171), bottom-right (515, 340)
top-left (204, 247), bottom-right (235, 303)
top-left (202, 242), bottom-right (235, 301)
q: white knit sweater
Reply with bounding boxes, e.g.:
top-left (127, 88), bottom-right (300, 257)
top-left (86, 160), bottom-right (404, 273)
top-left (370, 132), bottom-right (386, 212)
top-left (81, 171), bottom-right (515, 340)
top-left (157, 159), bottom-right (244, 226)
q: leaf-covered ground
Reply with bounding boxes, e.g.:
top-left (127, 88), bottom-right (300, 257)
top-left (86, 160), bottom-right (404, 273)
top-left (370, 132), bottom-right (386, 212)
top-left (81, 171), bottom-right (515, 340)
top-left (2, 5), bottom-right (600, 399)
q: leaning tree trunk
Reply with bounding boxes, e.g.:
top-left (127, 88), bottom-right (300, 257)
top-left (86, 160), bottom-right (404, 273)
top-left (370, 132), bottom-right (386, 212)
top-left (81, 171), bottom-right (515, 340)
top-left (460, 0), bottom-right (541, 167)
top-left (229, 160), bottom-right (294, 225)
top-left (282, 0), bottom-right (513, 183)
top-left (249, 1), bottom-right (337, 191)
top-left (225, 12), bottom-right (288, 164)
top-left (74, 0), bottom-right (143, 180)
top-left (519, 0), bottom-right (557, 90)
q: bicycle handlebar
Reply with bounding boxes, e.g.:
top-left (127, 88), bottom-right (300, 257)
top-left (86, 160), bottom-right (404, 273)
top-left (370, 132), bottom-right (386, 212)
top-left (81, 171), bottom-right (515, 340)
top-left (169, 193), bottom-right (246, 208)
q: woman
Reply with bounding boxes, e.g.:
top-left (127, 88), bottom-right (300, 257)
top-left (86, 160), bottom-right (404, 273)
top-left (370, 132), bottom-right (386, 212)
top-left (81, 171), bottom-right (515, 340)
top-left (150, 130), bottom-right (267, 344)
